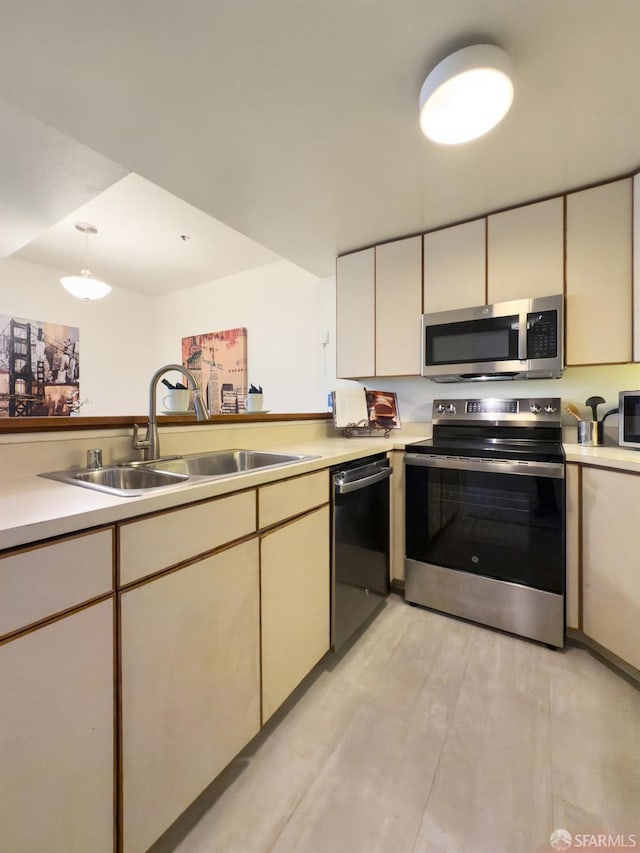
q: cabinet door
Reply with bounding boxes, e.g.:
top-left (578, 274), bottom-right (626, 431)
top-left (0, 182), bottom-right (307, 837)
top-left (582, 467), bottom-right (640, 670)
top-left (0, 601), bottom-right (114, 853)
top-left (259, 470), bottom-right (329, 529)
top-left (487, 198), bottom-right (564, 303)
top-left (565, 463), bottom-right (580, 631)
top-left (634, 174), bottom-right (640, 362)
top-left (120, 540), bottom-right (260, 853)
top-left (566, 178), bottom-right (633, 365)
top-left (261, 506), bottom-right (330, 722)
top-left (375, 236), bottom-right (422, 375)
top-left (0, 527), bottom-right (113, 638)
top-left (119, 490), bottom-right (256, 585)
top-left (423, 219), bottom-right (485, 312)
top-left (336, 248), bottom-right (375, 378)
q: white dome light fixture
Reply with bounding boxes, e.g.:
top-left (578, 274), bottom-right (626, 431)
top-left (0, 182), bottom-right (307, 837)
top-left (60, 222), bottom-right (112, 300)
top-left (419, 44), bottom-right (514, 145)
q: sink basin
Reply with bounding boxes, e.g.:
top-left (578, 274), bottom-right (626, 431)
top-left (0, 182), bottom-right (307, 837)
top-left (145, 449), bottom-right (317, 478)
top-left (40, 465), bottom-right (189, 497)
top-left (40, 449), bottom-right (318, 497)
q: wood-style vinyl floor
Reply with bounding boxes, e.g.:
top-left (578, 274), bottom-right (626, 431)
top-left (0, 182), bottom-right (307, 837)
top-left (153, 594), bottom-right (640, 853)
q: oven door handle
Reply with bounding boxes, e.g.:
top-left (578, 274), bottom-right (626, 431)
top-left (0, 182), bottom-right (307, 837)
top-left (404, 453), bottom-right (564, 479)
top-left (334, 466), bottom-right (392, 494)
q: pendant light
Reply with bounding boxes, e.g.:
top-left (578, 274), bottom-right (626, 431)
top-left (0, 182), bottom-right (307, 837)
top-left (419, 44), bottom-right (514, 145)
top-left (60, 222), bottom-right (112, 300)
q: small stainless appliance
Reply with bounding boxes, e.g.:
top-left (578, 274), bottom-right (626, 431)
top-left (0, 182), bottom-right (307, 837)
top-left (619, 391), bottom-right (640, 448)
top-left (421, 295), bottom-right (564, 382)
top-left (405, 398), bottom-right (565, 647)
top-left (331, 454), bottom-right (391, 650)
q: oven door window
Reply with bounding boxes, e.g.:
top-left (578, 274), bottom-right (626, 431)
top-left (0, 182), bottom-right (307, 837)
top-left (405, 465), bottom-right (564, 593)
top-left (425, 315), bottom-right (520, 366)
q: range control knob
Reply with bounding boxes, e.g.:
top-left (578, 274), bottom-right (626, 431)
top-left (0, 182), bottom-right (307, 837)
top-left (446, 403), bottom-right (456, 414)
top-left (544, 405), bottom-right (557, 414)
top-left (435, 403), bottom-right (446, 413)
top-left (529, 403), bottom-right (541, 414)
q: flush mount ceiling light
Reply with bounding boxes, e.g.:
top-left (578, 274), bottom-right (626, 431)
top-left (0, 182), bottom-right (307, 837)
top-left (60, 222), bottom-right (112, 300)
top-left (419, 44), bottom-right (514, 145)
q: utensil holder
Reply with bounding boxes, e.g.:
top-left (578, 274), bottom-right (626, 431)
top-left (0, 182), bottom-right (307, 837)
top-left (577, 421), bottom-right (603, 446)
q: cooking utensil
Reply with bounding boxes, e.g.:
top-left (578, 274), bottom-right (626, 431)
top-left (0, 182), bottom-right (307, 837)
top-left (566, 403), bottom-right (583, 422)
top-left (585, 395), bottom-right (605, 421)
top-left (161, 378), bottom-right (176, 390)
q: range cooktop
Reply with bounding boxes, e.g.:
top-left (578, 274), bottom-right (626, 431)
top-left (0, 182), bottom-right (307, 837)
top-left (407, 398), bottom-right (565, 463)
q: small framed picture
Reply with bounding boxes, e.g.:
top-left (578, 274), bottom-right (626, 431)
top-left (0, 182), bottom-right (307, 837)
top-left (365, 390), bottom-right (401, 429)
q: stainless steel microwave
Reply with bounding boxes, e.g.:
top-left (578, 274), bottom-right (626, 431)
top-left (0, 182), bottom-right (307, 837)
top-left (421, 295), bottom-right (564, 382)
top-left (619, 391), bottom-right (640, 448)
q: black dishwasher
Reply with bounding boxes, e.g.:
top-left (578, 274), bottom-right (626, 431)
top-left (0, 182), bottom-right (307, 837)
top-left (331, 454), bottom-right (391, 650)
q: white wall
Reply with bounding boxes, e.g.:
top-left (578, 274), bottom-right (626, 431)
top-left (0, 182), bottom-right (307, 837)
top-left (154, 260), bottom-right (329, 413)
top-left (320, 274), bottom-right (640, 426)
top-left (0, 257), bottom-right (156, 415)
top-left (4, 256), bottom-right (638, 423)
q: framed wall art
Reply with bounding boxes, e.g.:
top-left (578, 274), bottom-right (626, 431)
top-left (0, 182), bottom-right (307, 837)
top-left (182, 327), bottom-right (248, 414)
top-left (0, 314), bottom-right (80, 417)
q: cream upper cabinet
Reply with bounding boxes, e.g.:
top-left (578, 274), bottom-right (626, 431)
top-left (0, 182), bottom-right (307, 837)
top-left (634, 173), bottom-right (640, 362)
top-left (336, 248), bottom-right (375, 378)
top-left (423, 218), bottom-right (485, 312)
top-left (566, 178), bottom-right (633, 365)
top-left (261, 505), bottom-right (330, 722)
top-left (120, 539), bottom-right (261, 853)
top-left (0, 600), bottom-right (114, 853)
top-left (581, 467), bottom-right (640, 671)
top-left (375, 236), bottom-right (422, 376)
top-left (487, 198), bottom-right (564, 303)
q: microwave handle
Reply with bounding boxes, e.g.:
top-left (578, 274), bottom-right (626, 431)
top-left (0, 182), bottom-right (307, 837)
top-left (519, 309), bottom-right (528, 361)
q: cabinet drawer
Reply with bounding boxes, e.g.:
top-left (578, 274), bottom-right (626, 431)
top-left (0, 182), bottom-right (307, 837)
top-left (0, 528), bottom-right (114, 638)
top-left (258, 470), bottom-right (329, 529)
top-left (119, 490), bottom-right (256, 585)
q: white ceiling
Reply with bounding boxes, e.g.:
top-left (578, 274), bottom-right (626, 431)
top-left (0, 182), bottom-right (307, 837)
top-left (12, 172), bottom-right (281, 295)
top-left (1, 0), bottom-right (640, 287)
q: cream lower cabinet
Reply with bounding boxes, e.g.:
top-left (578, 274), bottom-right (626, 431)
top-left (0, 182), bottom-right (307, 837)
top-left (581, 467), bottom-right (640, 671)
top-left (0, 600), bottom-right (115, 853)
top-left (565, 463), bottom-right (580, 631)
top-left (261, 505), bottom-right (330, 722)
top-left (120, 539), bottom-right (261, 853)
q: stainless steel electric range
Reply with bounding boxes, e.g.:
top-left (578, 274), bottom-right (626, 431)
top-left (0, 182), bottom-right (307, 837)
top-left (404, 398), bottom-right (565, 647)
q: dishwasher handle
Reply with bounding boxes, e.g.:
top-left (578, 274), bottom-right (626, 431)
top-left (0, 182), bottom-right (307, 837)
top-left (334, 465), bottom-right (392, 495)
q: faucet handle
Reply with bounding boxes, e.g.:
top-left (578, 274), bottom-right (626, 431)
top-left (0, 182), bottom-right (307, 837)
top-left (86, 448), bottom-right (103, 469)
top-left (132, 423), bottom-right (150, 451)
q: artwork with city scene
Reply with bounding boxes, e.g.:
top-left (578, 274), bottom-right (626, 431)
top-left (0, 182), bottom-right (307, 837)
top-left (0, 314), bottom-right (81, 417)
top-left (182, 327), bottom-right (248, 414)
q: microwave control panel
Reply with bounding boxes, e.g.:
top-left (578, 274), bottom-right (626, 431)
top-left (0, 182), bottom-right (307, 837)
top-left (526, 310), bottom-right (558, 359)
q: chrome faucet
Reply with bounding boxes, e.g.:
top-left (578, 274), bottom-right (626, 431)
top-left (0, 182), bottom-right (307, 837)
top-left (132, 364), bottom-right (209, 460)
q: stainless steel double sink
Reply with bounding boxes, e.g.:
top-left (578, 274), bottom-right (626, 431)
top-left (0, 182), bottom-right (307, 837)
top-left (40, 449), bottom-right (318, 497)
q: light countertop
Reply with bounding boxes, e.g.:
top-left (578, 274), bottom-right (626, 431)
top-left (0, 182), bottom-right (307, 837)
top-left (1, 432), bottom-right (639, 552)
